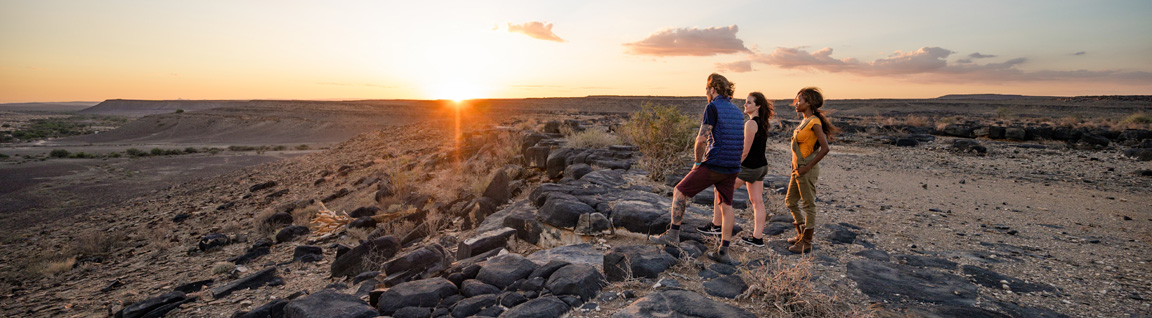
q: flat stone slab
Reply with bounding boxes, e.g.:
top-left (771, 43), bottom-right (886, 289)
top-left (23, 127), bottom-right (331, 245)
top-left (613, 289), bottom-right (755, 318)
top-left (528, 243), bottom-right (603, 267)
top-left (846, 259), bottom-right (978, 307)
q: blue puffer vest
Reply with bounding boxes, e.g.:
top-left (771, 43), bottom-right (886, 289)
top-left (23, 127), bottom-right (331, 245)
top-left (703, 96), bottom-right (745, 169)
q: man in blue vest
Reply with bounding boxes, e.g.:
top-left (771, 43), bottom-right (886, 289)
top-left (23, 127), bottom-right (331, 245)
top-left (650, 73), bottom-right (744, 264)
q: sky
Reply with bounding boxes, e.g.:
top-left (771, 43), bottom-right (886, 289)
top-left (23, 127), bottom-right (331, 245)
top-left (1, 0), bottom-right (1150, 103)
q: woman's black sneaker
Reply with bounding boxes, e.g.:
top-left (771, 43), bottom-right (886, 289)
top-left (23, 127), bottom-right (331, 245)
top-left (696, 223), bottom-right (722, 236)
top-left (740, 236), bottom-right (765, 247)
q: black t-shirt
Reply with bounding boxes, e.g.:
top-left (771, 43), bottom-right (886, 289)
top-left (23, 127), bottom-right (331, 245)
top-left (741, 118), bottom-right (768, 168)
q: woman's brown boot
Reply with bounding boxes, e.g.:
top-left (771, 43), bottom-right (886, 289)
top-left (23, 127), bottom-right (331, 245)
top-left (788, 228), bottom-right (814, 253)
top-left (787, 223), bottom-right (804, 244)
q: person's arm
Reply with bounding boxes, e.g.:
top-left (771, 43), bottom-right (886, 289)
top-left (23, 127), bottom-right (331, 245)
top-left (741, 120), bottom-right (756, 162)
top-left (694, 124), bottom-right (711, 164)
top-left (796, 124), bottom-right (829, 175)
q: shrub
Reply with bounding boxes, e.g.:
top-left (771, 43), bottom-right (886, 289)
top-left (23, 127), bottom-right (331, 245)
top-left (1122, 112), bottom-right (1152, 124)
top-left (0, 153), bottom-right (8, 159)
top-left (295, 144), bottom-right (310, 150)
top-left (174, 109), bottom-right (184, 114)
top-left (184, 147), bottom-right (199, 153)
top-left (272, 145), bottom-right (286, 151)
top-left (995, 107), bottom-right (1011, 119)
top-left (566, 129), bottom-right (621, 148)
top-left (40, 257), bottom-right (76, 276)
top-left (49, 149), bottom-right (70, 158)
top-left (228, 145), bottom-right (258, 152)
top-left (68, 152), bottom-right (95, 159)
top-left (125, 148), bottom-right (147, 157)
top-left (211, 262), bottom-right (234, 275)
top-left (151, 148), bottom-right (165, 156)
top-left (206, 147), bottom-right (222, 155)
top-left (620, 103), bottom-right (697, 182)
top-left (109, 152), bottom-right (120, 158)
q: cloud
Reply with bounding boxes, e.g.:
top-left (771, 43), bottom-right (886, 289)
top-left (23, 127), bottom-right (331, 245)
top-left (507, 21), bottom-right (565, 42)
top-left (750, 46), bottom-right (1152, 83)
top-left (968, 52), bottom-right (997, 59)
top-left (715, 60), bottom-right (753, 73)
top-left (1072, 51), bottom-right (1087, 56)
top-left (624, 25), bottom-right (749, 56)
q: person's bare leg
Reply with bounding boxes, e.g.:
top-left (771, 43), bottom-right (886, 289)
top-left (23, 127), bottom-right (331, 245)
top-left (650, 188), bottom-right (688, 246)
top-left (748, 181), bottom-right (765, 239)
top-left (710, 188), bottom-right (722, 227)
top-left (720, 203), bottom-right (734, 242)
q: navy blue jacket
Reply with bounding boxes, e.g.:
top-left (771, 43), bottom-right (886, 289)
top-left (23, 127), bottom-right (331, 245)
top-left (701, 96), bottom-right (745, 172)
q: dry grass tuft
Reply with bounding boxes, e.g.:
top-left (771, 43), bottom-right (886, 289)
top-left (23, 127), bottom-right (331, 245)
top-left (253, 208), bottom-right (279, 236)
top-left (345, 227), bottom-right (374, 242)
top-left (738, 253), bottom-right (867, 317)
top-left (40, 257), bottom-right (76, 276)
top-left (379, 219), bottom-right (418, 239)
top-left (620, 103), bottom-right (697, 182)
top-left (211, 261), bottom-right (235, 275)
top-left (75, 229), bottom-right (126, 257)
top-left (565, 129), bottom-right (621, 149)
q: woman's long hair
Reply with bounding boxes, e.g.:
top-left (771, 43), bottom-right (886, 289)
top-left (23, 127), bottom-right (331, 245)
top-left (747, 92), bottom-right (774, 133)
top-left (796, 87), bottom-right (838, 138)
top-left (707, 73), bottom-right (734, 101)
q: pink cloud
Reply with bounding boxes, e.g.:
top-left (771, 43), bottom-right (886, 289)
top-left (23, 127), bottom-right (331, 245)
top-left (507, 21), bottom-right (565, 42)
top-left (624, 25), bottom-right (749, 56)
top-left (715, 60), bottom-right (753, 73)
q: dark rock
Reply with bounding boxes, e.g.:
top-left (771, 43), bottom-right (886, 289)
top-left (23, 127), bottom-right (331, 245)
top-left (460, 279), bottom-right (502, 297)
top-left (348, 206), bottom-right (381, 218)
top-left (198, 233), bottom-right (231, 251)
top-left (381, 244), bottom-right (452, 286)
top-left (457, 227), bottom-right (517, 259)
top-left (846, 260), bottom-right (977, 306)
top-left (703, 275), bottom-right (747, 299)
top-left (234, 299), bottom-right (288, 318)
top-left (228, 245), bottom-right (271, 265)
top-left (854, 249), bottom-right (890, 261)
top-left (526, 146), bottom-right (550, 169)
top-left (546, 148), bottom-right (574, 178)
top-left (565, 163), bottom-right (593, 180)
top-left (1005, 127), bottom-right (1027, 140)
top-left (449, 294), bottom-right (498, 318)
top-left (698, 269), bottom-right (720, 280)
top-left (1081, 133), bottom-right (1110, 147)
top-left (284, 289), bottom-right (376, 318)
top-left (895, 138), bottom-right (918, 147)
top-left (330, 236), bottom-right (400, 278)
top-left (580, 170), bottom-right (627, 187)
top-left (663, 240), bottom-right (704, 259)
top-left (117, 291), bottom-right (195, 318)
top-left (763, 222), bottom-right (793, 236)
top-left (520, 276), bottom-right (546, 292)
top-left (391, 307), bottom-right (432, 318)
top-left (952, 139), bottom-right (987, 154)
top-left (460, 197), bottom-right (498, 230)
top-left (217, 201), bottom-right (236, 211)
top-left (265, 189), bottom-right (289, 199)
top-left (546, 264), bottom-right (607, 301)
top-left (324, 282), bottom-right (348, 290)
top-left (559, 295), bottom-right (583, 307)
top-left (1123, 148), bottom-right (1152, 161)
top-left (321, 188), bottom-right (351, 203)
top-left (500, 296), bottom-right (571, 318)
top-left (482, 170), bottom-right (512, 205)
top-left (250, 181), bottom-right (277, 192)
top-left (575, 212), bottom-right (613, 235)
top-left (275, 226), bottom-right (310, 243)
top-left (353, 271), bottom-right (380, 285)
top-left (439, 294), bottom-right (465, 308)
top-left (527, 243), bottom-right (603, 267)
top-left (823, 224), bottom-right (857, 244)
top-left (962, 265), bottom-right (1060, 294)
top-left (537, 194), bottom-right (596, 228)
top-left (894, 254), bottom-right (958, 269)
top-left (376, 277), bottom-right (459, 315)
top-left (347, 217), bottom-right (377, 229)
top-left (278, 199), bottom-right (314, 214)
top-left (603, 245), bottom-right (677, 282)
top-left (211, 268), bottom-right (279, 298)
top-left (610, 198), bottom-right (671, 235)
top-left (476, 254), bottom-right (538, 289)
top-left (529, 260), bottom-right (571, 280)
top-left (264, 212), bottom-right (294, 227)
top-left (173, 279), bottom-right (213, 293)
top-left (171, 213), bottom-right (190, 223)
top-left (293, 245), bottom-right (323, 263)
top-left (614, 289), bottom-right (755, 318)
top-left (940, 124), bottom-right (975, 138)
top-left (478, 305), bottom-right (504, 317)
top-left (501, 201), bottom-right (544, 244)
top-left (709, 263), bottom-right (736, 275)
top-left (501, 292), bottom-right (529, 307)
top-left (995, 300), bottom-right (1073, 318)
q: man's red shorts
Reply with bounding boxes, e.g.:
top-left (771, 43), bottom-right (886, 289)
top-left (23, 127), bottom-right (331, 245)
top-left (674, 165), bottom-right (739, 206)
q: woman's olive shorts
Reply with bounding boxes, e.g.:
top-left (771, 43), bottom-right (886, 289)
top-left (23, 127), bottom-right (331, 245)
top-left (737, 165), bottom-right (768, 183)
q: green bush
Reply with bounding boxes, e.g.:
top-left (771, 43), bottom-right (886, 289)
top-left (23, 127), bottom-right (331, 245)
top-left (295, 144), bottom-right (310, 150)
top-left (151, 148), bottom-right (165, 156)
top-left (620, 103), bottom-right (698, 182)
top-left (69, 152), bottom-right (95, 159)
top-left (184, 147), bottom-right (199, 153)
top-left (49, 149), bottom-right (70, 158)
top-left (175, 109), bottom-right (184, 114)
top-left (125, 148), bottom-right (147, 157)
top-left (110, 152), bottom-right (121, 158)
top-left (272, 145), bottom-right (286, 151)
top-left (0, 153), bottom-right (8, 159)
top-left (228, 145), bottom-right (258, 152)
top-left (1122, 112), bottom-right (1152, 124)
top-left (207, 147), bottom-right (222, 155)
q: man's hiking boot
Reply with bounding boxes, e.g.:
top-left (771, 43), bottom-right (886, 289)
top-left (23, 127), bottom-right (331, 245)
top-left (696, 223), bottom-right (722, 236)
top-left (788, 228), bottom-right (814, 253)
top-left (706, 247), bottom-right (734, 265)
top-left (787, 223), bottom-right (804, 244)
top-left (740, 236), bottom-right (764, 247)
top-left (648, 229), bottom-right (680, 247)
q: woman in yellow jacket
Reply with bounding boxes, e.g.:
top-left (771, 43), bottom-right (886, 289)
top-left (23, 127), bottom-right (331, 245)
top-left (786, 87), bottom-right (837, 253)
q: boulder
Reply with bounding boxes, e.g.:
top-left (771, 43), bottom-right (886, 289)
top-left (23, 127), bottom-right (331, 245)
top-left (894, 254), bottom-right (958, 269)
top-left (613, 289), bottom-right (755, 318)
top-left (580, 170), bottom-right (627, 187)
top-left (546, 264), bottom-right (607, 301)
top-left (482, 170), bottom-right (512, 205)
top-left (603, 245), bottom-right (677, 282)
top-left (284, 289), bottom-right (377, 318)
top-left (173, 279), bottom-right (214, 293)
top-left (527, 243), bottom-right (603, 267)
top-left (228, 242), bottom-right (271, 265)
top-left (952, 139), bottom-right (987, 155)
top-left (457, 227), bottom-right (517, 259)
top-left (564, 163), bottom-right (593, 180)
top-left (894, 138), bottom-right (918, 147)
top-left (1005, 127), bottom-right (1027, 140)
top-left (499, 202), bottom-right (544, 244)
top-left (500, 296), bottom-right (571, 318)
top-left (703, 275), bottom-right (747, 299)
top-left (528, 260), bottom-right (571, 279)
top-left (460, 279), bottom-right (502, 297)
top-left (459, 197), bottom-right (499, 230)
top-left (537, 194), bottom-right (596, 228)
top-left (293, 245), bottom-right (324, 263)
top-left (376, 277), bottom-right (459, 316)
top-left (275, 225), bottom-right (310, 243)
top-left (116, 291), bottom-right (195, 318)
top-left (321, 188), bottom-right (352, 203)
top-left (198, 233), bottom-right (231, 251)
top-left (250, 181), bottom-right (277, 192)
top-left (381, 244), bottom-right (452, 286)
top-left (392, 307), bottom-right (432, 318)
top-left (330, 236), bottom-right (401, 278)
top-left (546, 148), bottom-right (575, 179)
top-left (1123, 148), bottom-right (1152, 161)
top-left (846, 259), bottom-right (977, 306)
top-left (1081, 133), bottom-right (1110, 147)
top-left (234, 299), bottom-right (288, 318)
top-left (347, 217), bottom-right (377, 229)
top-left (476, 254), bottom-right (539, 289)
top-left (939, 124), bottom-right (974, 138)
top-left (450, 294), bottom-right (499, 318)
top-left (348, 206), bottom-right (381, 218)
top-left (263, 212), bottom-right (294, 227)
top-left (500, 291), bottom-right (529, 308)
top-left (526, 146), bottom-right (551, 169)
top-left (575, 213), bottom-right (613, 235)
top-left (610, 199), bottom-right (671, 235)
top-left (211, 268), bottom-right (279, 298)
